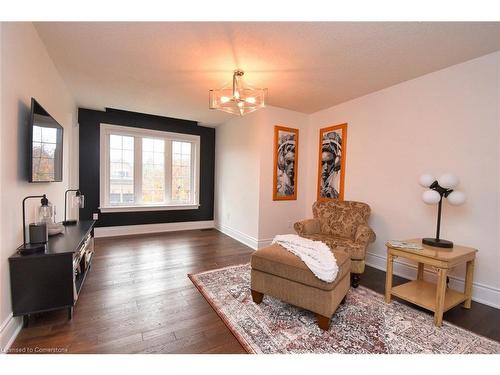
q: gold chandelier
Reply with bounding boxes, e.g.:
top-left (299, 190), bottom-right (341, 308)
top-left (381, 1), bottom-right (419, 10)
top-left (209, 70), bottom-right (267, 116)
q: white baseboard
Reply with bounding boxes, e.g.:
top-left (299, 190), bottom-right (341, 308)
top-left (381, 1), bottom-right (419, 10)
top-left (94, 220), bottom-right (215, 238)
top-left (215, 222), bottom-right (259, 249)
top-left (365, 251), bottom-right (500, 309)
top-left (0, 314), bottom-right (22, 354)
top-left (214, 222), bottom-right (274, 250)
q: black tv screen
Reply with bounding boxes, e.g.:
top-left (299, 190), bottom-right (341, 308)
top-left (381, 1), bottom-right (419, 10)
top-left (29, 98), bottom-right (63, 182)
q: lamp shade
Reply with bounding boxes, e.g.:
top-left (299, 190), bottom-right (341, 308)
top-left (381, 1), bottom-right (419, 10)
top-left (447, 190), bottom-right (466, 206)
top-left (419, 174), bottom-right (435, 188)
top-left (438, 173), bottom-right (459, 189)
top-left (422, 189), bottom-right (441, 205)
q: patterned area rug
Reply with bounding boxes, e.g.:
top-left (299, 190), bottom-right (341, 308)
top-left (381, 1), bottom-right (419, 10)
top-left (189, 264), bottom-right (500, 354)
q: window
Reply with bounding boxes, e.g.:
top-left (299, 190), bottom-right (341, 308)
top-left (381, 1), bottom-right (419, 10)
top-left (142, 138), bottom-right (165, 204)
top-left (109, 134), bottom-right (134, 204)
top-left (100, 124), bottom-right (200, 212)
top-left (172, 141), bottom-right (192, 203)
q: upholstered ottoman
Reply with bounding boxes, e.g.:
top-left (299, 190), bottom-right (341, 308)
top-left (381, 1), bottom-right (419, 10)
top-left (250, 244), bottom-right (351, 330)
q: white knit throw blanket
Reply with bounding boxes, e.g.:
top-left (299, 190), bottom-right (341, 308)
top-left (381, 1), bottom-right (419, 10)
top-left (272, 234), bottom-right (338, 283)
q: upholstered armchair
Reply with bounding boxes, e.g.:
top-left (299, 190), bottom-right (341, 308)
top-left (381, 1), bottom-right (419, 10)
top-left (294, 200), bottom-right (376, 288)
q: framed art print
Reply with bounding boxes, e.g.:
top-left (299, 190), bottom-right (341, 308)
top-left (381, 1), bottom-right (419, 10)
top-left (317, 123), bottom-right (347, 201)
top-left (273, 125), bottom-right (299, 201)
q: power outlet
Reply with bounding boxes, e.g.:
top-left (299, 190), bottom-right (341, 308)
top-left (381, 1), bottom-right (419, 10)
top-left (287, 221), bottom-right (292, 229)
top-left (93, 213), bottom-right (99, 220)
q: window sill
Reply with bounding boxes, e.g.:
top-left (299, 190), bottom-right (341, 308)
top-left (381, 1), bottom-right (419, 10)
top-left (99, 204), bottom-right (200, 213)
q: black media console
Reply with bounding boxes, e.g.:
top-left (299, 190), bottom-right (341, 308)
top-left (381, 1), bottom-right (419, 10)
top-left (9, 220), bottom-right (96, 327)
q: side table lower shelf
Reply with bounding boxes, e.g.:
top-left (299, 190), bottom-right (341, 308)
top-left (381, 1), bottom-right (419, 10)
top-left (391, 280), bottom-right (467, 313)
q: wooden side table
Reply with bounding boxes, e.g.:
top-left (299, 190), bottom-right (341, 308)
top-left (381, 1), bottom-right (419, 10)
top-left (384, 239), bottom-right (477, 327)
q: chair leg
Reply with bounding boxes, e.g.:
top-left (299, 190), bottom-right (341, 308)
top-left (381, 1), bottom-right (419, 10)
top-left (251, 289), bottom-right (264, 304)
top-left (316, 313), bottom-right (331, 330)
top-left (351, 273), bottom-right (361, 288)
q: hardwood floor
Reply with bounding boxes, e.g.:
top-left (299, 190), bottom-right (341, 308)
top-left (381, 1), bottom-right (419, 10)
top-left (361, 265), bottom-right (500, 341)
top-left (9, 229), bottom-right (499, 353)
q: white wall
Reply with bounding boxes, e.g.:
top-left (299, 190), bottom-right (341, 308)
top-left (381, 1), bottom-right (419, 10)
top-left (304, 52), bottom-right (500, 307)
top-left (0, 22), bottom-right (4, 351)
top-left (0, 22), bottom-right (77, 350)
top-left (215, 110), bottom-right (263, 247)
top-left (256, 107), bottom-right (309, 243)
top-left (69, 113), bottom-right (79, 221)
top-left (215, 106), bottom-right (308, 248)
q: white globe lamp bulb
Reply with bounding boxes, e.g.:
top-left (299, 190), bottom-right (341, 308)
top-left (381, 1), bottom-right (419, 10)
top-left (447, 191), bottom-right (466, 206)
top-left (419, 174), bottom-right (435, 188)
top-left (422, 189), bottom-right (441, 205)
top-left (438, 173), bottom-right (459, 189)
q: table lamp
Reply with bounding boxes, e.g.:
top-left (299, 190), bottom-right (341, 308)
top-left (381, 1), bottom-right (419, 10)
top-left (63, 189), bottom-right (85, 226)
top-left (419, 173), bottom-right (466, 248)
top-left (18, 194), bottom-right (48, 254)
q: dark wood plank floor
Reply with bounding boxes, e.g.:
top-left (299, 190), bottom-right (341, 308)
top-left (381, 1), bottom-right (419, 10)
top-left (9, 229), bottom-right (499, 353)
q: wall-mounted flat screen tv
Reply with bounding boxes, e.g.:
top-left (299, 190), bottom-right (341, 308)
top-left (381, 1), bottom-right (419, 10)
top-left (29, 98), bottom-right (63, 182)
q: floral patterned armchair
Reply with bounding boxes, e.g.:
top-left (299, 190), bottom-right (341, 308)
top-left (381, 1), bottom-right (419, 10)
top-left (294, 200), bottom-right (376, 287)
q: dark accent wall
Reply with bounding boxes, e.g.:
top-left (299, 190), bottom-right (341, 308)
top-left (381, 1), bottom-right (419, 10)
top-left (78, 107), bottom-right (215, 227)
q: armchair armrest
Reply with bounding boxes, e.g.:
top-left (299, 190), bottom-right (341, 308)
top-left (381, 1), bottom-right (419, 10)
top-left (354, 224), bottom-right (376, 245)
top-left (294, 218), bottom-right (320, 236)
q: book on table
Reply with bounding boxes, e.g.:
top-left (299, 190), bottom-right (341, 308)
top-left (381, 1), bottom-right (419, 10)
top-left (387, 240), bottom-right (423, 250)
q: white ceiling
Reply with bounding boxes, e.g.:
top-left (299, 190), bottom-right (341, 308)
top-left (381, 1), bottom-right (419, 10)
top-left (34, 22), bottom-right (500, 126)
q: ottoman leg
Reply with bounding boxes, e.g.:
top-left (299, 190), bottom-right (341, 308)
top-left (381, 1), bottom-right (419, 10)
top-left (251, 289), bottom-right (264, 304)
top-left (351, 273), bottom-right (361, 288)
top-left (316, 313), bottom-right (331, 331)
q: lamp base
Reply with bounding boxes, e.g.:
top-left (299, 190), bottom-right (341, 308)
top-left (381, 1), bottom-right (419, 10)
top-left (422, 238), bottom-right (454, 249)
top-left (17, 243), bottom-right (46, 255)
top-left (62, 220), bottom-right (77, 226)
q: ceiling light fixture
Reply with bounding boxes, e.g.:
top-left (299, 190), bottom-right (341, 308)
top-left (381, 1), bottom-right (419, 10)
top-left (209, 70), bottom-right (267, 116)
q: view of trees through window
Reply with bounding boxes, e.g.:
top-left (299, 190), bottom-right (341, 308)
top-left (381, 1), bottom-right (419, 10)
top-left (106, 131), bottom-right (195, 207)
top-left (142, 138), bottom-right (165, 203)
top-left (32, 125), bottom-right (57, 181)
top-left (109, 135), bottom-right (135, 204)
top-left (172, 141), bottom-right (192, 203)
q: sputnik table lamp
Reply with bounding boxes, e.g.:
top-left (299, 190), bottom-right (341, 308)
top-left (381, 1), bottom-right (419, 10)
top-left (419, 173), bottom-right (466, 248)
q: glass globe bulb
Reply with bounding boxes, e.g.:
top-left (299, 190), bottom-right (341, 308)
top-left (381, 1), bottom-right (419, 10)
top-left (438, 173), bottom-right (459, 189)
top-left (447, 191), bottom-right (466, 206)
top-left (422, 189), bottom-right (441, 205)
top-left (72, 194), bottom-right (85, 208)
top-left (419, 174), bottom-right (435, 188)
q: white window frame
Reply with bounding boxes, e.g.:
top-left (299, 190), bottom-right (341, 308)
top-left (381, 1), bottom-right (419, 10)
top-left (99, 123), bottom-right (200, 213)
